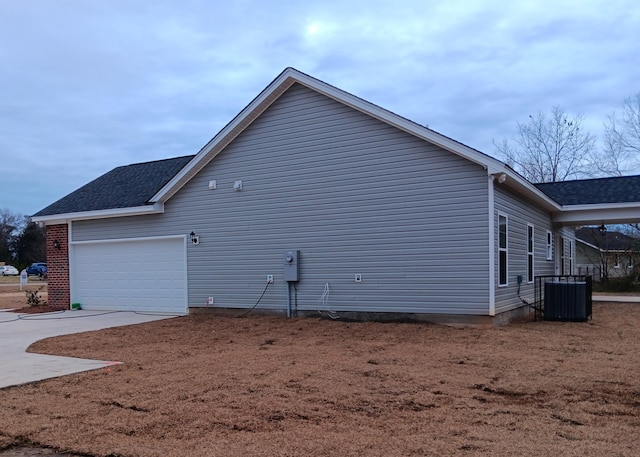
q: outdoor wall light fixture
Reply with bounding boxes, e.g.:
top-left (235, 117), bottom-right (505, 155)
top-left (53, 240), bottom-right (61, 250)
top-left (598, 223), bottom-right (607, 236)
top-left (189, 231), bottom-right (200, 245)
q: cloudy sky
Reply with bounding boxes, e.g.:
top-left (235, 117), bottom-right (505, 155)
top-left (2, 0), bottom-right (639, 216)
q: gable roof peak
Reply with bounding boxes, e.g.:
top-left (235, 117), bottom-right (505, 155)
top-left (150, 66), bottom-right (523, 204)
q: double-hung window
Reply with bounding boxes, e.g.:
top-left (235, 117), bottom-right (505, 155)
top-left (546, 231), bottom-right (553, 260)
top-left (499, 214), bottom-right (508, 286)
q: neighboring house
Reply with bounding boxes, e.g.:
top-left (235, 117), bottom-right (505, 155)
top-left (574, 227), bottom-right (640, 281)
top-left (31, 68), bottom-right (640, 325)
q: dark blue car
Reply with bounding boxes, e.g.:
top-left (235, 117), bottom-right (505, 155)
top-left (26, 262), bottom-right (48, 277)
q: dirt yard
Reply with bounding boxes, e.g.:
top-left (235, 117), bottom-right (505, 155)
top-left (0, 283), bottom-right (638, 457)
top-left (0, 280), bottom-right (48, 311)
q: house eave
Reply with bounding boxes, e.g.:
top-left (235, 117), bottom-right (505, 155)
top-left (491, 172), bottom-right (562, 212)
top-left (31, 203), bottom-right (164, 225)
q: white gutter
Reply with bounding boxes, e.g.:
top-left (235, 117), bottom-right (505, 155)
top-left (31, 203), bottom-right (164, 225)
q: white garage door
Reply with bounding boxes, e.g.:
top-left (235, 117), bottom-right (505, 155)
top-left (71, 237), bottom-right (187, 314)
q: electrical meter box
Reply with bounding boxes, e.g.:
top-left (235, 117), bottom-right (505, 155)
top-left (283, 250), bottom-right (300, 282)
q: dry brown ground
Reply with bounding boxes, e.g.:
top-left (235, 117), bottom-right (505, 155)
top-left (0, 277), bottom-right (48, 312)
top-left (0, 286), bottom-right (638, 457)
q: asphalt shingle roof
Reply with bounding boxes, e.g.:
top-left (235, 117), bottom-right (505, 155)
top-left (575, 227), bottom-right (639, 251)
top-left (535, 175), bottom-right (640, 205)
top-left (33, 155), bottom-right (194, 217)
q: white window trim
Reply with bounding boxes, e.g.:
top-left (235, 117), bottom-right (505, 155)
top-left (568, 240), bottom-right (574, 275)
top-left (527, 223), bottom-right (534, 284)
top-left (498, 213), bottom-right (508, 287)
top-left (546, 230), bottom-right (553, 261)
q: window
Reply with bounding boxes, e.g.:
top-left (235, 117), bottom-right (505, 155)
top-left (546, 231), bottom-right (553, 260)
top-left (568, 240), bottom-right (574, 274)
top-left (527, 224), bottom-right (534, 283)
top-left (559, 236), bottom-right (565, 275)
top-left (499, 214), bottom-right (508, 286)
top-left (614, 254), bottom-right (620, 269)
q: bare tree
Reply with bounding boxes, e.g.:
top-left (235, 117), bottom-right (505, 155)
top-left (599, 92), bottom-right (640, 175)
top-left (494, 107), bottom-right (597, 182)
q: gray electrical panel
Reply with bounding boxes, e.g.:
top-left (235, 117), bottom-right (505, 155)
top-left (283, 250), bottom-right (300, 282)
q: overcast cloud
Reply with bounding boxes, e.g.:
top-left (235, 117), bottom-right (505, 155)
top-left (1, 0), bottom-right (639, 216)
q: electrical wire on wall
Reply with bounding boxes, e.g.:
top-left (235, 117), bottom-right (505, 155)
top-left (517, 278), bottom-right (531, 308)
top-left (316, 282), bottom-right (339, 319)
top-left (237, 281), bottom-right (271, 318)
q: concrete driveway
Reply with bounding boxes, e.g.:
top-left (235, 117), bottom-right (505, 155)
top-left (0, 309), bottom-right (179, 389)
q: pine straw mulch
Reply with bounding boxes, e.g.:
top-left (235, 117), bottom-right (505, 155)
top-left (0, 302), bottom-right (639, 456)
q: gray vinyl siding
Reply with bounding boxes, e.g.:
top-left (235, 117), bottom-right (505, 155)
top-left (494, 185), bottom-right (574, 314)
top-left (73, 83), bottom-right (491, 316)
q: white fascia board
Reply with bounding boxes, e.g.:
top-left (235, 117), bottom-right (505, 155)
top-left (292, 72), bottom-right (501, 170)
top-left (576, 237), bottom-right (628, 254)
top-left (150, 69), bottom-right (298, 203)
top-left (147, 67), bottom-right (558, 212)
top-left (31, 203), bottom-right (164, 225)
top-left (148, 68), bottom-right (512, 204)
top-left (491, 172), bottom-right (562, 212)
top-left (554, 203), bottom-right (640, 225)
top-left (283, 71), bottom-right (565, 213)
top-left (575, 238), bottom-right (601, 251)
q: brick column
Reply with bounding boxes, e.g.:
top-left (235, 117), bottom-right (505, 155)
top-left (46, 224), bottom-right (70, 309)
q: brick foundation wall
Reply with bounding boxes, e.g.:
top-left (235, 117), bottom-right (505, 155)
top-left (46, 224), bottom-right (70, 309)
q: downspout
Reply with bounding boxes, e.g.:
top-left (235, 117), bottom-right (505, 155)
top-left (488, 175), bottom-right (496, 316)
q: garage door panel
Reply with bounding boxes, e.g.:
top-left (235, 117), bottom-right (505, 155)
top-left (72, 237), bottom-right (187, 314)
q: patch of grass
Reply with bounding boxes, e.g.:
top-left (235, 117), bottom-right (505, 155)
top-left (0, 275), bottom-right (20, 285)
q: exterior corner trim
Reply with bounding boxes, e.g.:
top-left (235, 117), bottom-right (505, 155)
top-left (488, 175), bottom-right (496, 316)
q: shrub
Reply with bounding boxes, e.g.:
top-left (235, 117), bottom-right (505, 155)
top-left (26, 287), bottom-right (46, 307)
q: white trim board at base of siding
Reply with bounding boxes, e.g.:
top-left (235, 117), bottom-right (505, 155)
top-left (70, 236), bottom-right (187, 314)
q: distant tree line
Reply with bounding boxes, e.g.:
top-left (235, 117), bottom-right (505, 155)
top-left (0, 208), bottom-right (46, 270)
top-left (494, 91), bottom-right (640, 183)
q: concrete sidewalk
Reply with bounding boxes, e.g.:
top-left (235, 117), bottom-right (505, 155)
top-left (0, 310), bottom-right (179, 389)
top-left (592, 294), bottom-right (640, 303)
